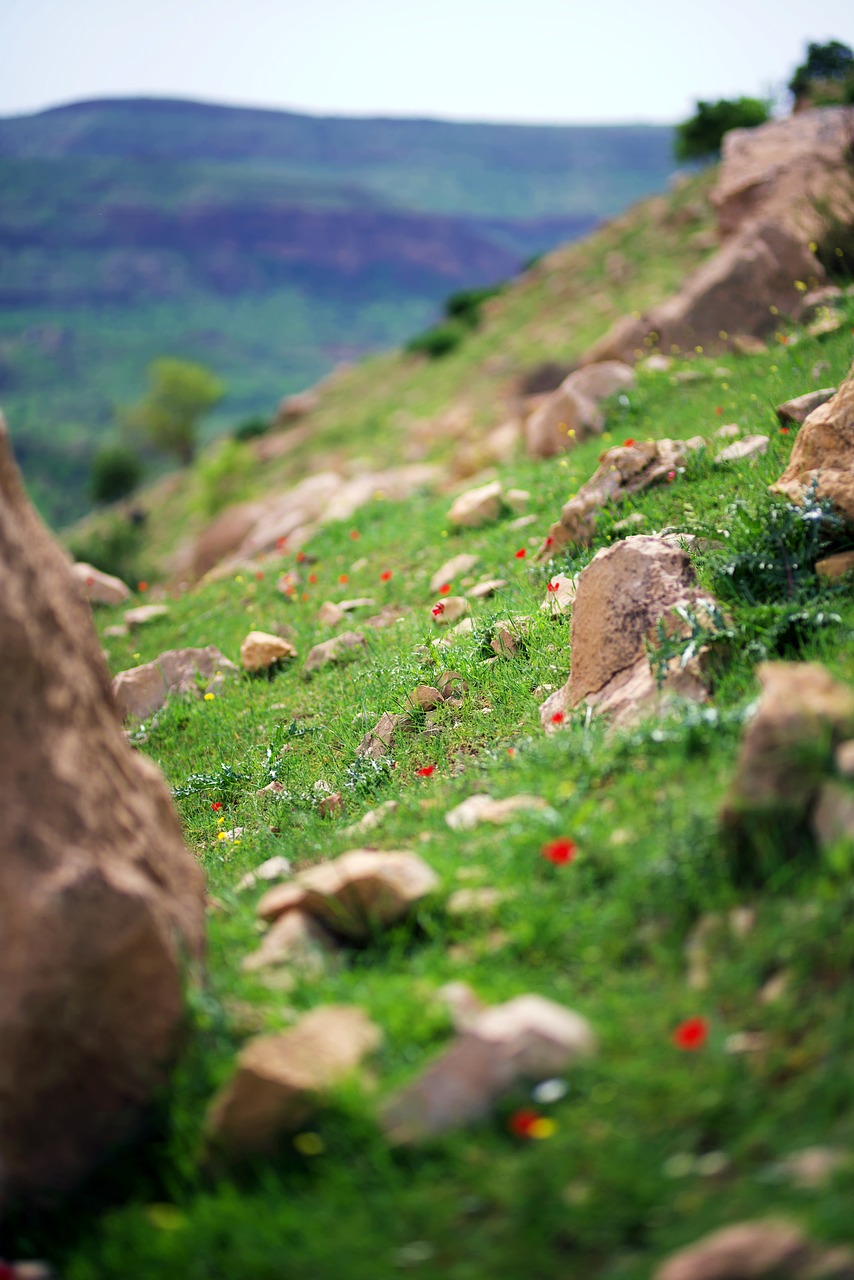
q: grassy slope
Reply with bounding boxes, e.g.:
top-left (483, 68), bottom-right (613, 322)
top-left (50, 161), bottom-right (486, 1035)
top-left (8, 177), bottom-right (854, 1277)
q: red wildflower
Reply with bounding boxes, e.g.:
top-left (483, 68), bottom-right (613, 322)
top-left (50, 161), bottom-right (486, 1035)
top-left (541, 837), bottom-right (577, 865)
top-left (308, 573), bottom-right (318, 584)
top-left (380, 570), bottom-right (393, 581)
top-left (715, 406), bottom-right (723, 416)
top-left (255, 571), bottom-right (264, 581)
top-left (779, 426), bottom-right (790, 435)
top-left (545, 535), bottom-right (555, 548)
top-left (211, 802), bottom-right (222, 811)
top-left (550, 711), bottom-right (565, 725)
top-left (439, 582), bottom-right (452, 595)
top-left (623, 437), bottom-right (636, 447)
top-left (137, 580), bottom-right (148, 593)
top-left (339, 574), bottom-right (349, 584)
top-left (672, 1016), bottom-right (708, 1051)
top-left (416, 765), bottom-right (435, 778)
top-left (349, 529), bottom-right (360, 540)
top-left (507, 747), bottom-right (516, 758)
top-left (508, 1108), bottom-right (540, 1138)
top-left (301, 592), bottom-right (310, 601)
top-left (276, 536), bottom-right (287, 551)
top-left (296, 550), bottom-right (307, 563)
top-left (515, 548), bottom-right (527, 559)
top-left (666, 469), bottom-right (677, 482)
top-left (432, 602), bottom-right (445, 617)
top-left (547, 581), bottom-right (560, 593)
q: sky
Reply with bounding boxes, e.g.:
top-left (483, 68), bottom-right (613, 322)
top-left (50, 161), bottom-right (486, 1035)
top-left (2, 0), bottom-right (853, 125)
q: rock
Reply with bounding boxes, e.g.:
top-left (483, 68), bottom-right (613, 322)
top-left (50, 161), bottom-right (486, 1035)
top-left (800, 284), bottom-right (843, 318)
top-left (714, 423), bottom-right (741, 439)
top-left (0, 413), bottom-right (205, 1206)
top-left (113, 645), bottom-right (237, 721)
top-left (715, 434), bottom-right (769, 464)
top-left (505, 488), bottom-right (530, 513)
top-left (837, 741), bottom-right (854, 778)
top-left (103, 623), bottom-right (129, 638)
top-left (445, 793), bottom-right (549, 831)
top-left (430, 596), bottom-right (468, 626)
top-left (275, 389), bottom-right (320, 423)
top-left (338, 597), bottom-right (376, 612)
top-left (72, 562), bottom-right (131, 605)
top-left (317, 601), bottom-right (346, 627)
top-left (302, 631), bottom-right (366, 678)
top-left (240, 630), bottom-right (298, 673)
top-left (191, 501), bottom-right (266, 578)
top-left (543, 535), bottom-right (717, 729)
top-left (641, 354), bottom-right (672, 372)
top-left (772, 360), bottom-right (854, 524)
top-left (613, 511), bottom-right (647, 531)
top-left (357, 711), bottom-right (412, 759)
top-left (730, 334), bottom-right (768, 356)
top-left (526, 361), bottom-right (636, 459)
top-left (470, 578), bottom-right (507, 599)
top-left (541, 573), bottom-right (576, 615)
top-left (342, 800), bottom-right (398, 839)
top-left (777, 388), bottom-right (837, 425)
top-left (382, 994), bottom-right (595, 1142)
top-left (446, 888), bottom-right (510, 916)
top-left (257, 849), bottom-right (439, 939)
top-left (236, 856), bottom-right (293, 893)
top-left (437, 981), bottom-right (486, 1032)
top-left (447, 481), bottom-right (503, 528)
top-left (123, 603), bottom-right (169, 628)
top-left (406, 684), bottom-right (444, 711)
top-left (775, 1147), bottom-right (849, 1189)
top-left (536, 437), bottom-right (705, 558)
top-left (206, 1007), bottom-right (381, 1155)
top-left (812, 781), bottom-right (854, 849)
top-left (241, 909), bottom-right (337, 974)
top-left (816, 551), bottom-right (854, 580)
top-left (808, 313), bottom-right (844, 339)
top-left (653, 1219), bottom-right (854, 1280)
top-left (430, 553), bottom-right (479, 593)
top-left (722, 663), bottom-right (854, 870)
top-left (317, 791), bottom-right (344, 820)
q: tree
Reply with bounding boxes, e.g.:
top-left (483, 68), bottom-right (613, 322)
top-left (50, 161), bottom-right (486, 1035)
top-left (89, 442), bottom-right (143, 504)
top-left (674, 98), bottom-right (771, 164)
top-left (789, 40), bottom-right (854, 106)
top-left (123, 359), bottom-right (224, 465)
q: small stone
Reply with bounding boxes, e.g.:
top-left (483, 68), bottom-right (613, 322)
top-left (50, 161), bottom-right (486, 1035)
top-left (357, 711), bottom-right (411, 759)
top-left (258, 780), bottom-right (286, 796)
top-left (318, 791), bottom-right (344, 819)
top-left (816, 551), bottom-right (854, 581)
top-left (449, 616), bottom-right (474, 635)
top-left (431, 596), bottom-right (468, 626)
top-left (72, 562), bottom-right (131, 606)
top-left (236, 856), bottom-right (292, 892)
top-left (447, 481), bottom-right (503, 529)
top-left (612, 512), bottom-right (646, 531)
top-left (446, 887), bottom-right (511, 916)
top-left (714, 434), bottom-right (769, 464)
top-left (653, 1219), bottom-right (854, 1280)
top-left (241, 909), bottom-right (337, 974)
top-left (812, 781), bottom-right (854, 849)
top-left (112, 645), bottom-right (237, 721)
top-left (124, 604), bottom-right (169, 628)
top-left (808, 314), bottom-right (843, 339)
top-left (470, 578), bottom-right (507, 599)
top-left (759, 970), bottom-right (790, 1005)
top-left (836, 741), bottom-right (854, 779)
top-left (775, 1146), bottom-right (849, 1189)
top-left (505, 488), bottom-right (530, 512)
top-left (240, 630), bottom-right (298, 673)
top-left (429, 553), bottom-right (479, 594)
top-left (641, 354), bottom-right (672, 372)
top-left (103, 623), bottom-right (129, 638)
top-left (302, 631), bottom-right (366, 678)
top-left (206, 1006), bottom-right (381, 1154)
top-left (338, 598), bottom-right (376, 612)
top-left (730, 334), bottom-right (768, 355)
top-left (541, 573), bottom-right (576, 615)
top-left (725, 1031), bottom-right (769, 1054)
top-left (776, 388), bottom-right (836, 425)
top-left (406, 685), bottom-right (444, 711)
top-left (714, 423), bottom-right (741, 439)
top-left (508, 514), bottom-right (537, 530)
top-left (317, 601), bottom-right (345, 627)
top-left (342, 800), bottom-right (398, 838)
top-left (445, 793), bottom-right (548, 831)
top-left (490, 626), bottom-right (519, 657)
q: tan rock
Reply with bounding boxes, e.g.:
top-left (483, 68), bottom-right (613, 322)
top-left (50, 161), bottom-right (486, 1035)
top-left (730, 334), bottom-right (768, 356)
top-left (722, 663), bottom-right (854, 864)
top-left (406, 684), bottom-right (444, 711)
top-left (505, 488), bottom-right (530, 512)
top-left (446, 888), bottom-right (511, 916)
top-left (525, 383), bottom-right (601, 459)
top-left (240, 630), bottom-right (298, 673)
top-left (206, 1006), bottom-right (381, 1155)
top-left (429, 553), bottom-right (479, 593)
top-left (382, 994), bottom-right (595, 1142)
top-left (447, 481), bottom-right (503, 528)
top-left (431, 596), bottom-right (468, 626)
top-left (0, 414), bottom-right (205, 1206)
top-left (535, 437), bottom-right (704, 558)
top-left (541, 573), bottom-right (576, 615)
top-left (714, 423), bottom-right (741, 439)
top-left (715, 434), bottom-right (769, 464)
top-left (445, 793), bottom-right (549, 831)
top-left (342, 800), bottom-right (398, 839)
top-left (338, 597), bottom-right (375, 612)
top-left (72, 562), bottom-right (131, 605)
top-left (812, 781), bottom-right (854, 849)
top-left (113, 645), bottom-right (237, 721)
top-left (317, 601), bottom-right (345, 627)
top-left (837, 740), bottom-right (854, 778)
top-left (544, 535), bottom-right (716, 729)
top-left (776, 388), bottom-right (836, 425)
top-left (235, 855), bottom-right (292, 893)
top-left (816, 551), bottom-right (854, 580)
top-left (302, 630), bottom-right (366, 678)
top-left (317, 791), bottom-right (344, 819)
top-left (470, 578), bottom-right (507, 599)
top-left (654, 1219), bottom-right (854, 1280)
top-left (357, 711), bottom-right (412, 759)
top-left (123, 603), bottom-right (169, 628)
top-left (771, 360), bottom-right (854, 524)
top-left (776, 1146), bottom-right (849, 1189)
top-left (241, 909), bottom-right (337, 974)
top-left (258, 849), bottom-right (439, 939)
top-left (275, 389), bottom-right (320, 423)
top-left (190, 500), bottom-right (265, 578)
top-left (436, 981), bottom-right (486, 1031)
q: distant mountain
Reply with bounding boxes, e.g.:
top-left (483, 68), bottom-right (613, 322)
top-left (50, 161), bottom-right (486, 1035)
top-left (0, 98), bottom-right (676, 524)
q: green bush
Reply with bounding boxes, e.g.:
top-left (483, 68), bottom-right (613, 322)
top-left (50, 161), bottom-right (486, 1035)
top-left (674, 97), bottom-right (771, 163)
top-left (89, 443), bottom-right (143, 504)
top-left (66, 515), bottom-right (146, 584)
top-left (191, 436), bottom-right (254, 519)
top-left (789, 40), bottom-right (854, 105)
top-left (233, 415), bottom-right (270, 442)
top-left (405, 321), bottom-right (466, 360)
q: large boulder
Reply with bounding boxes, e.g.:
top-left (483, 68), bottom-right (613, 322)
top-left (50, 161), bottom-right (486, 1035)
top-left (0, 414), bottom-right (206, 1206)
top-left (525, 362), bottom-right (635, 459)
top-left (112, 644), bottom-right (237, 721)
top-left (771, 359), bottom-right (854, 525)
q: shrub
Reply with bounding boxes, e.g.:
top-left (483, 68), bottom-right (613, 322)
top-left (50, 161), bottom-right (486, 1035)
top-left (674, 97), bottom-right (771, 163)
top-left (233, 415), bottom-right (270, 442)
top-left (789, 40), bottom-right (854, 106)
top-left (66, 515), bottom-right (146, 584)
top-left (191, 437), bottom-right (254, 520)
top-left (405, 322), bottom-right (466, 360)
top-left (89, 443), bottom-right (143, 504)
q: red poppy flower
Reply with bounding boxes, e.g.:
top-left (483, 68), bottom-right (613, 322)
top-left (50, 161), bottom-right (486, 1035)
top-left (301, 592), bottom-right (310, 601)
top-left (415, 765), bottom-right (435, 778)
top-left (296, 550), bottom-right (307, 563)
top-left (276, 536), bottom-right (288, 551)
top-left (255, 571), bottom-right (264, 581)
top-left (339, 574), bottom-right (349, 584)
top-left (666, 469), bottom-right (677, 482)
top-left (515, 548), bottom-right (527, 559)
top-left (432, 602), bottom-right (445, 617)
top-left (779, 426), bottom-right (790, 435)
top-left (509, 1108), bottom-right (540, 1138)
top-left (349, 529), bottom-right (360, 540)
top-left (672, 1016), bottom-right (708, 1051)
top-left (211, 802), bottom-right (222, 811)
top-left (137, 580), bottom-right (148, 593)
top-left (380, 570), bottom-right (393, 581)
top-left (541, 837), bottom-right (577, 865)
top-left (545, 535), bottom-right (555, 549)
top-left (507, 747), bottom-right (516, 758)
top-left (715, 406), bottom-right (723, 416)
top-left (439, 582), bottom-right (451, 595)
top-left (623, 437), bottom-right (636, 447)
top-left (547, 581), bottom-right (560, 593)
top-left (308, 573), bottom-right (318, 584)
top-left (550, 711), bottom-right (565, 725)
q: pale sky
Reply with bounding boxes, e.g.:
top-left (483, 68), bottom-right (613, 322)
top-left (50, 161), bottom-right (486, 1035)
top-left (2, 0), bottom-right (853, 124)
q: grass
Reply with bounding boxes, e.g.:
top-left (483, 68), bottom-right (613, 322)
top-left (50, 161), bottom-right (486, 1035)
top-left (6, 282), bottom-right (854, 1275)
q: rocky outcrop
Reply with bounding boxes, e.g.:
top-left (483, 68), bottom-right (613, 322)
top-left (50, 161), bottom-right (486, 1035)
top-left (0, 413), bottom-right (205, 1206)
top-left (771, 359), bottom-right (854, 524)
top-left (525, 361), bottom-right (636, 459)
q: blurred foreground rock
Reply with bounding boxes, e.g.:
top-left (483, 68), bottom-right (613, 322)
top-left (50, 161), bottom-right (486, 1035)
top-left (0, 413), bottom-right (205, 1207)
top-left (654, 1219), bottom-right (854, 1280)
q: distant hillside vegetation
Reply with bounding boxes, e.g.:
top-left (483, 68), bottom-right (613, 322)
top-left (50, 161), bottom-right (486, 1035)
top-left (0, 98), bottom-right (675, 525)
